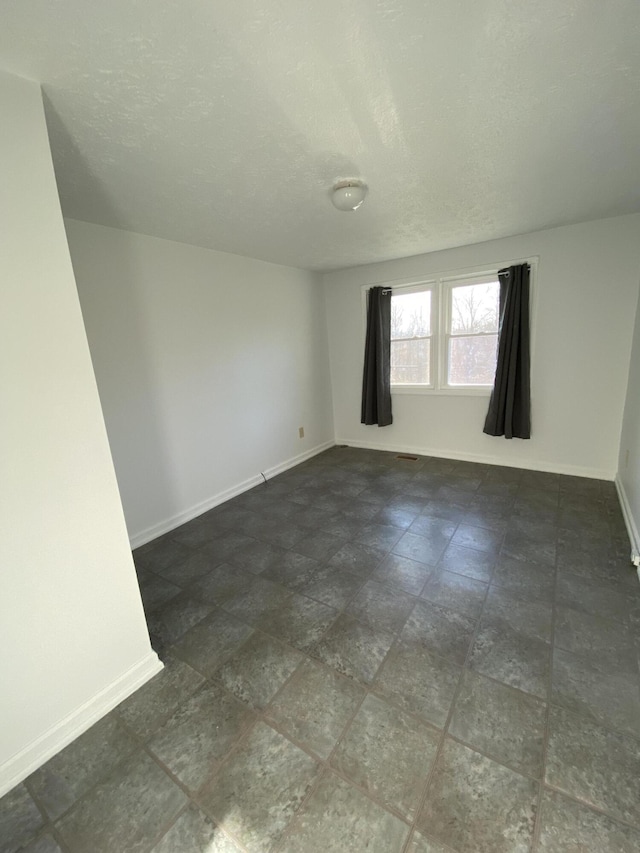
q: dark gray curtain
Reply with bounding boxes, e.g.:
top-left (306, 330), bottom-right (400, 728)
top-left (483, 263), bottom-right (531, 439)
top-left (361, 286), bottom-right (393, 427)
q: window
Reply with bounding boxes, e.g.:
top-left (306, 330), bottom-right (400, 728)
top-left (383, 267), bottom-right (517, 393)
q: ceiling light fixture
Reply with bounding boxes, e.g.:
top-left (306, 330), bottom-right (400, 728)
top-left (331, 179), bottom-right (367, 211)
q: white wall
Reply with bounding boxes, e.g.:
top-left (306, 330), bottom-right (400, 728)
top-left (617, 279), bottom-right (640, 557)
top-left (324, 215), bottom-right (640, 479)
top-left (0, 73), bottom-right (160, 796)
top-left (65, 219), bottom-right (335, 546)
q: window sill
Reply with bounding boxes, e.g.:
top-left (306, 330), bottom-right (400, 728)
top-left (391, 385), bottom-right (492, 397)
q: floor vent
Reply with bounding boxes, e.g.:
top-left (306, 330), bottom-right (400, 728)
top-left (396, 454), bottom-right (419, 461)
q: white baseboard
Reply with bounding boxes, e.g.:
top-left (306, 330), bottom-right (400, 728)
top-left (0, 651), bottom-right (163, 798)
top-left (129, 440), bottom-right (336, 549)
top-left (335, 438), bottom-right (615, 481)
top-left (615, 475), bottom-right (640, 561)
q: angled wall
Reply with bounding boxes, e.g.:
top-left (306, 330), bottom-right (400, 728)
top-left (617, 275), bottom-right (640, 561)
top-left (0, 71), bottom-right (160, 796)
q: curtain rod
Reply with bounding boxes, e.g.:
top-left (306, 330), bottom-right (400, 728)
top-left (380, 263), bottom-right (530, 292)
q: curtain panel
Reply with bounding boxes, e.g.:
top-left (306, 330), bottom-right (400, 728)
top-left (361, 286), bottom-right (393, 427)
top-left (483, 263), bottom-right (531, 439)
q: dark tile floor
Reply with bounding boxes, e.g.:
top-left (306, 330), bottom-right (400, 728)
top-left (3, 447), bottom-right (640, 852)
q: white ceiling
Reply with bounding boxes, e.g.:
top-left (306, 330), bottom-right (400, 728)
top-left (2, 1), bottom-right (639, 271)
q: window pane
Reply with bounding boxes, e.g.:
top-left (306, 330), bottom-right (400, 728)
top-left (391, 290), bottom-right (431, 339)
top-left (448, 335), bottom-right (498, 385)
top-left (450, 281), bottom-right (499, 335)
top-left (391, 338), bottom-right (430, 385)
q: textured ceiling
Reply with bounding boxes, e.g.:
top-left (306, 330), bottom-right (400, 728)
top-left (1, 1), bottom-right (639, 271)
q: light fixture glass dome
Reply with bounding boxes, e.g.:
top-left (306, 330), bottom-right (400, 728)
top-left (331, 180), bottom-right (367, 211)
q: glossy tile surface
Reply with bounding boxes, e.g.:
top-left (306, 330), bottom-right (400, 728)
top-left (56, 751), bottom-right (186, 853)
top-left (449, 669), bottom-right (546, 777)
top-left (278, 772), bottom-right (409, 853)
top-left (331, 693), bottom-right (439, 820)
top-left (418, 738), bottom-right (538, 853)
top-left (199, 722), bottom-right (320, 853)
top-left (3, 448), bottom-right (639, 853)
top-left (266, 659), bottom-right (364, 759)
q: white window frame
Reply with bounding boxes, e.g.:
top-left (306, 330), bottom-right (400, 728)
top-left (362, 259), bottom-right (536, 396)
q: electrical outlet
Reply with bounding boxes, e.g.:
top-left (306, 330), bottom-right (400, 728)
top-left (298, 427), bottom-right (304, 439)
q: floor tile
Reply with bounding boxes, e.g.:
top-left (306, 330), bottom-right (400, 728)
top-left (448, 669), bottom-right (546, 777)
top-left (356, 523), bottom-right (405, 552)
top-left (199, 722), bottom-right (320, 853)
top-left (156, 550), bottom-right (216, 587)
top-left (393, 531), bottom-right (450, 566)
top-left (266, 659), bottom-right (364, 759)
top-left (451, 523), bottom-right (503, 555)
top-left (19, 834), bottom-right (63, 853)
top-left (417, 738), bottom-right (538, 853)
top-left (318, 512), bottom-right (367, 539)
top-left (420, 570), bottom-right (487, 619)
top-left (28, 714), bottom-right (138, 820)
top-left (148, 682), bottom-right (253, 791)
top-left (327, 541), bottom-right (386, 577)
top-left (260, 551), bottom-right (320, 590)
top-left (0, 783), bottom-right (43, 853)
top-left (150, 804), bottom-right (243, 852)
top-left (214, 631), bottom-right (302, 709)
top-left (228, 539), bottom-right (287, 574)
top-left (301, 565), bottom-right (363, 609)
top-left (373, 504), bottom-right (422, 530)
top-left (307, 613), bottom-right (394, 684)
top-left (185, 563), bottom-right (255, 606)
top-left (469, 613), bottom-right (551, 698)
top-left (135, 540), bottom-right (195, 574)
top-left (374, 641), bottom-right (461, 727)
top-left (401, 600), bottom-right (476, 664)
top-left (55, 750), bottom-right (187, 853)
top-left (555, 573), bottom-right (639, 628)
top-left (502, 521), bottom-right (557, 566)
top-left (346, 580), bottom-right (416, 634)
top-left (371, 553), bottom-right (432, 595)
top-left (201, 532), bottom-right (257, 565)
top-left (116, 654), bottom-right (205, 739)
top-left (136, 569), bottom-right (181, 611)
top-left (420, 499), bottom-right (466, 523)
top-left (520, 470), bottom-right (560, 492)
top-left (331, 693), bottom-right (439, 821)
top-left (171, 609), bottom-right (253, 677)
top-left (554, 605), bottom-right (638, 673)
top-left (537, 788), bottom-right (640, 852)
top-left (293, 530), bottom-right (346, 561)
top-left (146, 591), bottom-right (214, 646)
top-left (221, 577), bottom-right (292, 626)
top-left (490, 555), bottom-right (555, 603)
top-left (406, 830), bottom-right (451, 853)
top-left (4, 450), bottom-right (636, 853)
top-left (256, 593), bottom-right (337, 650)
top-left (551, 646), bottom-right (640, 737)
top-left (482, 587), bottom-right (553, 642)
top-left (278, 771), bottom-right (409, 853)
top-left (248, 520), bottom-right (307, 550)
top-left (437, 543), bottom-right (496, 582)
top-left (407, 515), bottom-right (457, 541)
top-left (546, 705), bottom-right (640, 827)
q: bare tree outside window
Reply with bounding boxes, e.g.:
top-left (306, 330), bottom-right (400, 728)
top-left (390, 290), bottom-right (431, 384)
top-left (448, 281), bottom-right (499, 385)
